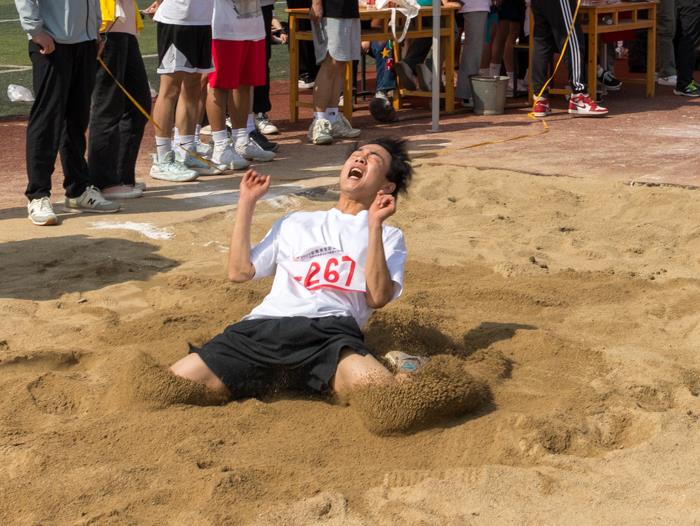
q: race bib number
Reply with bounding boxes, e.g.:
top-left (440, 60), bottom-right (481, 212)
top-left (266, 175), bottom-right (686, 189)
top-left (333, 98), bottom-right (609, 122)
top-left (288, 253), bottom-right (365, 293)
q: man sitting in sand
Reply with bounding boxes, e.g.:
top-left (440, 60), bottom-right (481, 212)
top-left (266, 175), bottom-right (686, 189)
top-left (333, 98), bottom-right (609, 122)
top-left (168, 137), bottom-right (428, 400)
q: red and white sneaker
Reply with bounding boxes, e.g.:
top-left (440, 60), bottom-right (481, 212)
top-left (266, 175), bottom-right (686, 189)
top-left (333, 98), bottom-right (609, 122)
top-left (568, 93), bottom-right (608, 117)
top-left (532, 97), bottom-right (551, 118)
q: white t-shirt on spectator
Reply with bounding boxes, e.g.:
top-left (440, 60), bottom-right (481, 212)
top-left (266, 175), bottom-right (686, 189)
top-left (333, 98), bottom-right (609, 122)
top-left (154, 0), bottom-right (214, 25)
top-left (459, 0), bottom-right (491, 14)
top-left (245, 208), bottom-right (407, 327)
top-left (212, 0), bottom-right (265, 41)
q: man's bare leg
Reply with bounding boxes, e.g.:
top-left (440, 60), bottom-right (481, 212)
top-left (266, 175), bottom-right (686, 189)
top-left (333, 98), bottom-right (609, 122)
top-left (331, 348), bottom-right (394, 397)
top-left (207, 87), bottom-right (230, 132)
top-left (313, 55), bottom-right (346, 112)
top-left (229, 86), bottom-right (251, 129)
top-left (170, 353), bottom-right (232, 397)
top-left (175, 73), bottom-right (204, 137)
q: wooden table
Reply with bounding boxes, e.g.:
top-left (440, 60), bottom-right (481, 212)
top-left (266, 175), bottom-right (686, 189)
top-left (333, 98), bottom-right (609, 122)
top-left (528, 1), bottom-right (657, 101)
top-left (287, 6), bottom-right (458, 123)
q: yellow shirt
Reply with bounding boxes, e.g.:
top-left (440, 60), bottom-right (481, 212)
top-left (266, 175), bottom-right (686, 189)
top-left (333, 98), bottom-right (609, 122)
top-left (100, 0), bottom-right (144, 34)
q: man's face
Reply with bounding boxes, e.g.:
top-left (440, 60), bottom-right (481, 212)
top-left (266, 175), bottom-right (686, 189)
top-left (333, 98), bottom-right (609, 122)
top-left (339, 144), bottom-right (396, 202)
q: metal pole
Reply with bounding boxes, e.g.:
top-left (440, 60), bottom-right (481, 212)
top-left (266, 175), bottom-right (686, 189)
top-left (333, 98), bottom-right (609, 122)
top-left (431, 1), bottom-right (440, 131)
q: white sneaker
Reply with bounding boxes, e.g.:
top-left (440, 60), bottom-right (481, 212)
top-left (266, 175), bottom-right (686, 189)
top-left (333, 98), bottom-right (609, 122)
top-left (331, 114), bottom-right (361, 139)
top-left (196, 140), bottom-right (214, 159)
top-left (308, 118), bottom-right (333, 145)
top-left (384, 351), bottom-right (430, 374)
top-left (134, 181), bottom-right (147, 191)
top-left (27, 196), bottom-right (58, 226)
top-left (255, 113), bottom-right (279, 135)
top-left (183, 150), bottom-right (223, 175)
top-left (235, 138), bottom-right (275, 162)
top-left (211, 140), bottom-right (250, 171)
top-left (150, 151), bottom-right (199, 182)
top-left (657, 74), bottom-right (677, 87)
top-left (102, 184), bottom-right (143, 199)
top-left (64, 185), bottom-right (120, 213)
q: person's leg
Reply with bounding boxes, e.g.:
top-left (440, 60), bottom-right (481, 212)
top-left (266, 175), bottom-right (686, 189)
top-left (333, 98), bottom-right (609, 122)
top-left (490, 16), bottom-right (508, 75)
top-left (230, 85), bottom-right (251, 129)
top-left (674, 0), bottom-right (700, 91)
top-left (60, 40), bottom-right (97, 199)
top-left (25, 42), bottom-right (72, 201)
top-left (656, 0), bottom-right (677, 79)
top-left (402, 37), bottom-right (432, 73)
top-left (530, 0), bottom-right (554, 96)
top-left (170, 353), bottom-right (232, 397)
top-left (370, 41), bottom-right (396, 93)
top-left (253, 4), bottom-right (273, 115)
top-left (88, 33), bottom-right (128, 190)
top-left (116, 34), bottom-right (152, 186)
top-left (151, 72), bottom-right (183, 160)
top-left (456, 11), bottom-right (488, 100)
top-left (331, 348), bottom-right (394, 397)
top-left (547, 0), bottom-right (586, 94)
top-left (175, 73), bottom-right (202, 138)
top-left (503, 21), bottom-right (520, 73)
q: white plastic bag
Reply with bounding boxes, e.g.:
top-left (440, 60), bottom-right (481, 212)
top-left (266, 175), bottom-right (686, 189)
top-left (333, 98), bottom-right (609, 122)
top-left (376, 0), bottom-right (420, 43)
top-left (7, 84), bottom-right (34, 102)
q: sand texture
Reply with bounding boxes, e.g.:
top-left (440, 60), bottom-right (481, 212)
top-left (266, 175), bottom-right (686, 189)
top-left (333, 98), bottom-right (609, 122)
top-left (1, 166), bottom-right (700, 524)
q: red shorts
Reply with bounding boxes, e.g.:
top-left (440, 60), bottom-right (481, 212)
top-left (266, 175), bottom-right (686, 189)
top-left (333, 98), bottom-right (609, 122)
top-left (209, 39), bottom-right (266, 89)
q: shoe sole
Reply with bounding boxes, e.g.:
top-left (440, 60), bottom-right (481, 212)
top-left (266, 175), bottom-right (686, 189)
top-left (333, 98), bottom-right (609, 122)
top-left (568, 109), bottom-right (609, 116)
top-left (149, 172), bottom-right (199, 182)
top-left (312, 136), bottom-right (333, 145)
top-left (532, 112), bottom-right (551, 118)
top-left (64, 205), bottom-right (120, 213)
top-left (30, 216), bottom-right (58, 226)
top-left (258, 128), bottom-right (280, 135)
top-left (102, 193), bottom-right (143, 199)
top-left (673, 90), bottom-right (700, 97)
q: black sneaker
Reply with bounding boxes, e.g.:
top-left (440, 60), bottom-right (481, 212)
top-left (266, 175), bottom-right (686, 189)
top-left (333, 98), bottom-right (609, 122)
top-left (674, 81), bottom-right (700, 98)
top-left (249, 129), bottom-right (278, 152)
top-left (598, 69), bottom-right (622, 91)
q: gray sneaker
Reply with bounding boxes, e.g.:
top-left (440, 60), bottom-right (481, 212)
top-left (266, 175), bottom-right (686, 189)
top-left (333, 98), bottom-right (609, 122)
top-left (235, 137), bottom-right (275, 162)
top-left (331, 114), bottom-right (361, 139)
top-left (64, 186), bottom-right (120, 213)
top-left (27, 196), bottom-right (58, 226)
top-left (181, 149), bottom-right (223, 175)
top-left (308, 118), bottom-right (333, 145)
top-left (150, 151), bottom-right (199, 182)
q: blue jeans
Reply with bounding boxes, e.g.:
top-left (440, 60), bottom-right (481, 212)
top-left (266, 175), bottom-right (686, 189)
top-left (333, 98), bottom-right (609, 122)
top-left (368, 41), bottom-right (396, 92)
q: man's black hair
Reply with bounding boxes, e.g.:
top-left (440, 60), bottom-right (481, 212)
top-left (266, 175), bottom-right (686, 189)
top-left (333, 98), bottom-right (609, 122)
top-left (347, 137), bottom-right (413, 198)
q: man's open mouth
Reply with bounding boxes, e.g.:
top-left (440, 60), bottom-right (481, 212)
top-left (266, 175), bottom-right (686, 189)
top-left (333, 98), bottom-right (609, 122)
top-left (349, 167), bottom-right (364, 180)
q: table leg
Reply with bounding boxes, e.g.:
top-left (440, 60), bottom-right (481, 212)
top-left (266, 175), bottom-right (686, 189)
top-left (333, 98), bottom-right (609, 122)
top-left (343, 62), bottom-right (353, 121)
top-left (392, 39), bottom-right (402, 111)
top-left (646, 6), bottom-right (656, 98)
top-left (587, 19), bottom-right (598, 100)
top-left (289, 14), bottom-right (299, 123)
top-left (444, 15), bottom-right (455, 113)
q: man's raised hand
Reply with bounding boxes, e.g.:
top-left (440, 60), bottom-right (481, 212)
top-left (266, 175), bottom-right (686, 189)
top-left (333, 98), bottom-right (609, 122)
top-left (368, 190), bottom-right (396, 226)
top-left (239, 169), bottom-right (271, 204)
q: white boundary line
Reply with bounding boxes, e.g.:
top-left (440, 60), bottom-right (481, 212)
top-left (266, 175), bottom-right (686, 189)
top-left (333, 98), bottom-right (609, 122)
top-left (0, 65), bottom-right (31, 74)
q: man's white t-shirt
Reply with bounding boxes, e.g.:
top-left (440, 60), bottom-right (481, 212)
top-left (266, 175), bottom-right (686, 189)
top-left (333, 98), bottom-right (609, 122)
top-left (212, 0), bottom-right (265, 41)
top-left (245, 208), bottom-right (407, 327)
top-left (154, 0), bottom-right (214, 26)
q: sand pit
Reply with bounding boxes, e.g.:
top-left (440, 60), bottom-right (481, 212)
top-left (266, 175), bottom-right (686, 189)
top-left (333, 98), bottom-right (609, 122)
top-left (2, 164), bottom-right (700, 524)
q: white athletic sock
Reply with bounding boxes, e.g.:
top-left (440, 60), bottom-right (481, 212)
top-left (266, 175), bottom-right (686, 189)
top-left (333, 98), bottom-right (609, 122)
top-left (489, 63), bottom-right (501, 76)
top-left (246, 113), bottom-right (255, 133)
top-left (234, 128), bottom-right (248, 147)
top-left (194, 124), bottom-right (201, 144)
top-left (180, 134), bottom-right (195, 152)
top-left (212, 129), bottom-right (229, 148)
top-left (313, 111), bottom-right (327, 122)
top-left (326, 107), bottom-right (339, 123)
top-left (172, 127), bottom-right (180, 152)
top-left (155, 137), bottom-right (171, 162)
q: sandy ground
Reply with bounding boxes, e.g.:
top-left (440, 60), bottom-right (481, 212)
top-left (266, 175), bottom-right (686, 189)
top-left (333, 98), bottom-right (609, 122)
top-left (2, 152), bottom-right (700, 524)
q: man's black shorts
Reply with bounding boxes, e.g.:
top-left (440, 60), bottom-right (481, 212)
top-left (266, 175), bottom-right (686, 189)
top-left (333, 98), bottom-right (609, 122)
top-left (192, 316), bottom-right (370, 397)
top-left (498, 0), bottom-right (526, 23)
top-left (156, 22), bottom-right (213, 74)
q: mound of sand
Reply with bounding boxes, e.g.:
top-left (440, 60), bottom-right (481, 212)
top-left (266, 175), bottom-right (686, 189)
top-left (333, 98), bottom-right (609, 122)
top-left (115, 351), bottom-right (228, 409)
top-left (351, 355), bottom-right (490, 435)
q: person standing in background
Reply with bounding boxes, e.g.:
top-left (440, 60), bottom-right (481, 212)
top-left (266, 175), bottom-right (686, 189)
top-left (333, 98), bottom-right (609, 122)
top-left (672, 0), bottom-right (700, 97)
top-left (252, 0), bottom-right (281, 142)
top-left (656, 0), bottom-right (677, 87)
top-left (456, 0), bottom-right (491, 106)
top-left (88, 0), bottom-right (151, 200)
top-left (15, 0), bottom-right (121, 226)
